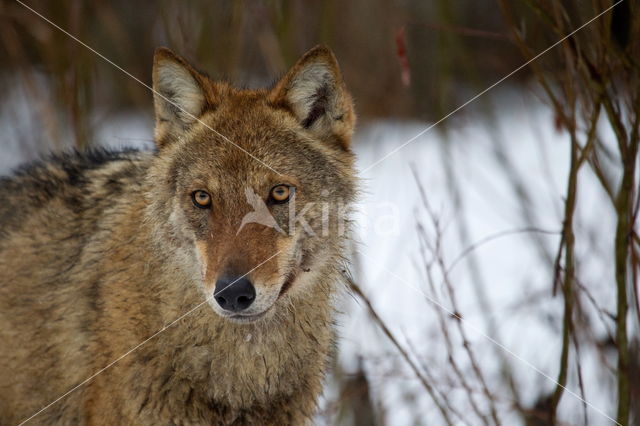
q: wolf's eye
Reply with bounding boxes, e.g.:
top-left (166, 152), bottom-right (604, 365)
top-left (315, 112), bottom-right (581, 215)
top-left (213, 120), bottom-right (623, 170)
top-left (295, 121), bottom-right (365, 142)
top-left (192, 190), bottom-right (212, 209)
top-left (269, 185), bottom-right (293, 204)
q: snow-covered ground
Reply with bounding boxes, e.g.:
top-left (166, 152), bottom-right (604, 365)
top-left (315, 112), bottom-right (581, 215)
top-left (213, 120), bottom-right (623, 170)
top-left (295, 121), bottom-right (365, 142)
top-left (336, 98), bottom-right (620, 425)
top-left (0, 79), bottom-right (624, 425)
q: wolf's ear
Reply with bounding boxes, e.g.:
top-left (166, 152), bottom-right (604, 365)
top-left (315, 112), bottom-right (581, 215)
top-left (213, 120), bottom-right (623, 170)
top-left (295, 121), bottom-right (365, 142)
top-left (152, 48), bottom-right (214, 147)
top-left (269, 45), bottom-right (355, 148)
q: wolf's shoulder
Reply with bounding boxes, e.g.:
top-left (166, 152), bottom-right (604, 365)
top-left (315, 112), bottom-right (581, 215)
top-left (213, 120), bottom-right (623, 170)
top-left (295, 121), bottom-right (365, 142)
top-left (0, 148), bottom-right (154, 230)
top-left (6, 147), bottom-right (149, 178)
top-left (1, 148), bottom-right (153, 196)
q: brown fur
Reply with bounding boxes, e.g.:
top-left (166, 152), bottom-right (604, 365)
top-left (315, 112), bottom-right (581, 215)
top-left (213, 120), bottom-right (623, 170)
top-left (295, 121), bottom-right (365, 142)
top-left (0, 45), bottom-right (356, 424)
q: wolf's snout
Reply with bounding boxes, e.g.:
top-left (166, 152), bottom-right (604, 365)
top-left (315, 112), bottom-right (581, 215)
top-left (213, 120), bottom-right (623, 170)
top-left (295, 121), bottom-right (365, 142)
top-left (214, 277), bottom-right (256, 312)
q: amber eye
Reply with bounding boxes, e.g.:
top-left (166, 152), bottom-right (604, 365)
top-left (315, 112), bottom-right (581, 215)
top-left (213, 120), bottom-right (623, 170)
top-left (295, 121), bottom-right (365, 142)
top-left (269, 185), bottom-right (293, 204)
top-left (192, 190), bottom-right (212, 209)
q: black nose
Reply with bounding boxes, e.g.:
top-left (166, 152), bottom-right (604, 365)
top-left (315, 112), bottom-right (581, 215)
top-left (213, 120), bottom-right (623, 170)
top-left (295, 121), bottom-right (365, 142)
top-left (214, 277), bottom-right (256, 312)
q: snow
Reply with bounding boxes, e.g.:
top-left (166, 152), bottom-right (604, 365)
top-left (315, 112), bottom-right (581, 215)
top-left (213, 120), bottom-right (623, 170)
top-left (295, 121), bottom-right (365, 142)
top-left (333, 95), bottom-right (621, 425)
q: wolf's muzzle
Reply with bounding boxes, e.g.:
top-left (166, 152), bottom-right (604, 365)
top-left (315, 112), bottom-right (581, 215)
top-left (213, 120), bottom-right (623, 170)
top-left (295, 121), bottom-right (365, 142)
top-left (214, 277), bottom-right (256, 312)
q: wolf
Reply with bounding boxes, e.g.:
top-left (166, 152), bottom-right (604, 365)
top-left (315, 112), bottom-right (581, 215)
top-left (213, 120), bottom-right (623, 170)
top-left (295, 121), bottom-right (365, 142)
top-left (0, 45), bottom-right (356, 424)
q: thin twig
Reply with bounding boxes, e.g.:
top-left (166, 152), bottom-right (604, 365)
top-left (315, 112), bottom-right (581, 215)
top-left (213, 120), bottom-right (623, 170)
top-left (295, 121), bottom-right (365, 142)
top-left (347, 278), bottom-right (456, 426)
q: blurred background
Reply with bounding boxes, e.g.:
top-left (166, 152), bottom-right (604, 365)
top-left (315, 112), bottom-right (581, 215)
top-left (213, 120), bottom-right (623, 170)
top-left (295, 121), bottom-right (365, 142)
top-left (1, 1), bottom-right (639, 425)
top-left (0, 0), bottom-right (534, 148)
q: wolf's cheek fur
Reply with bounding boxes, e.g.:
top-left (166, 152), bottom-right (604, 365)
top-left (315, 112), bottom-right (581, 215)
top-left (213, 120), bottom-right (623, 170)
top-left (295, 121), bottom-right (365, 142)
top-left (194, 240), bottom-right (209, 282)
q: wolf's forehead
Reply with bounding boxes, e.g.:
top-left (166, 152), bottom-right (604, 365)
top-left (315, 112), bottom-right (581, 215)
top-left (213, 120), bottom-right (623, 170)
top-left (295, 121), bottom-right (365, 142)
top-left (188, 121), bottom-right (309, 166)
top-left (199, 95), bottom-right (295, 135)
top-left (173, 140), bottom-right (295, 186)
top-left (179, 106), bottom-right (343, 185)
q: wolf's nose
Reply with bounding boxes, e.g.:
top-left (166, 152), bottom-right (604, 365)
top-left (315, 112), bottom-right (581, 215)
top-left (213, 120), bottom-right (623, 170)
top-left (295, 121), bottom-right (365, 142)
top-left (214, 277), bottom-right (256, 312)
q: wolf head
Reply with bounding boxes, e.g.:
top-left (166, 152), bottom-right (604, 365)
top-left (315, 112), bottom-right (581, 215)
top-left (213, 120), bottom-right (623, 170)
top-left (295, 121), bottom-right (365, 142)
top-left (145, 46), bottom-right (356, 323)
